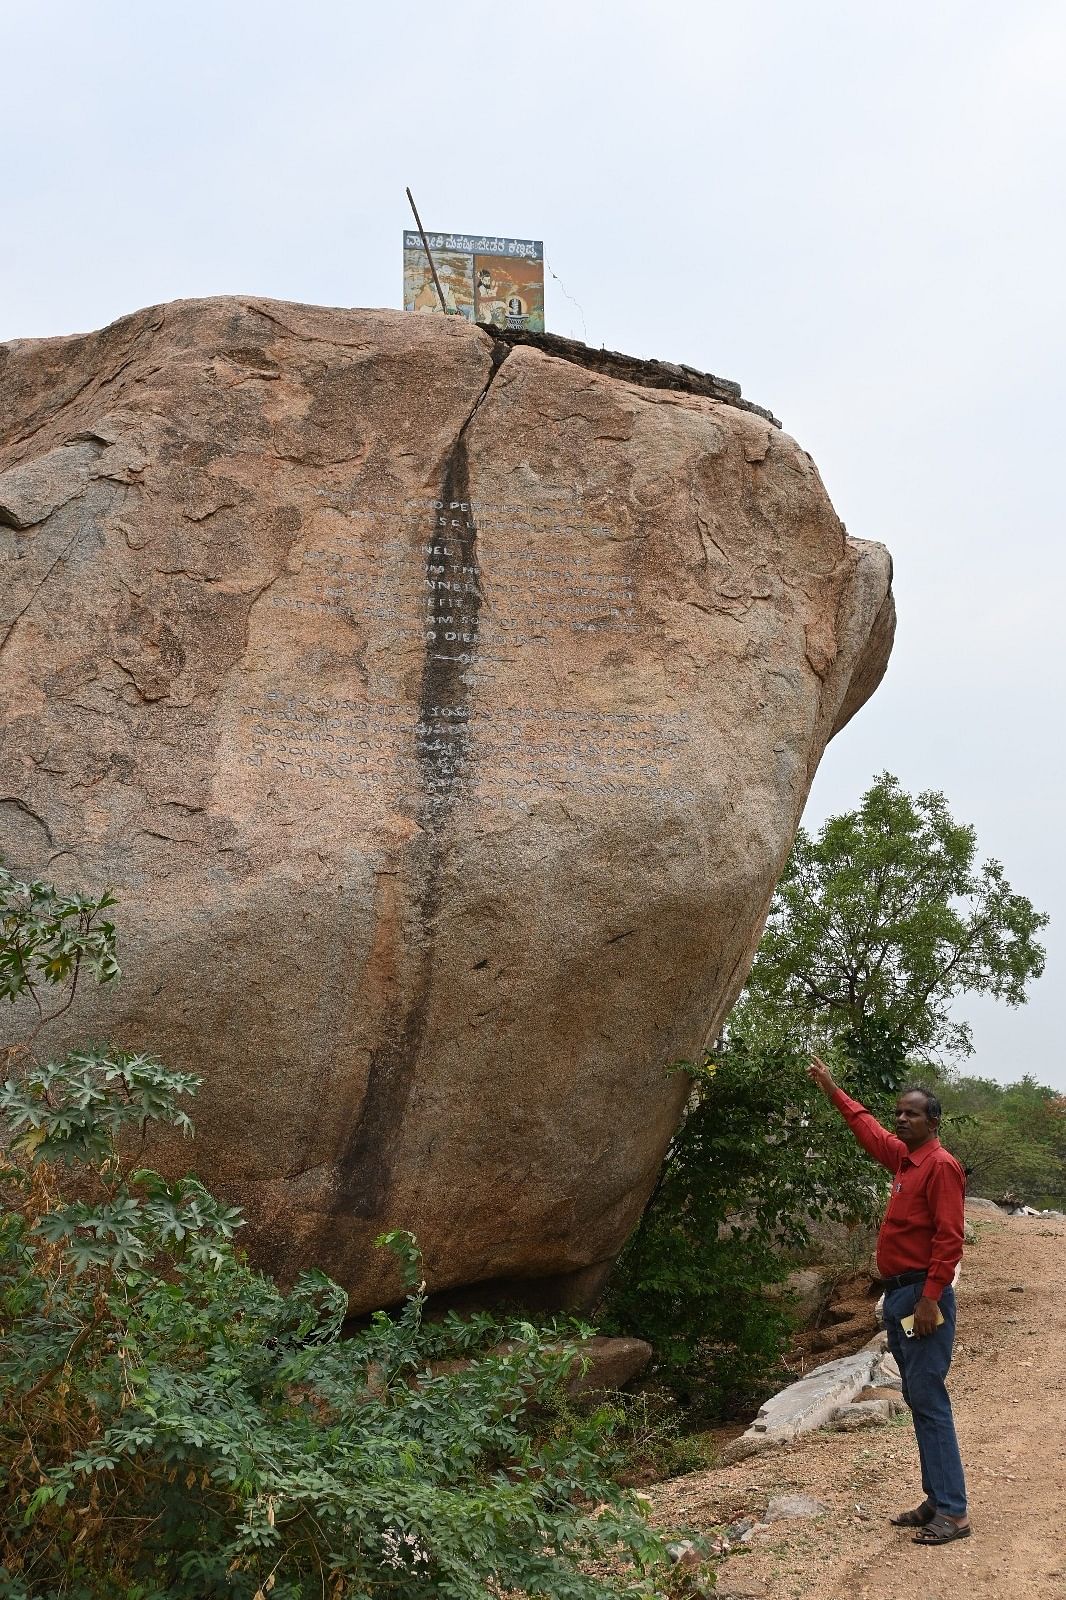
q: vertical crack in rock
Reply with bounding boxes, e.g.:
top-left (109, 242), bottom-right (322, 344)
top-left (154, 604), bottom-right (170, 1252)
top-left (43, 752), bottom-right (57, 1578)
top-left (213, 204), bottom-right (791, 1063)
top-left (334, 340), bottom-right (510, 1221)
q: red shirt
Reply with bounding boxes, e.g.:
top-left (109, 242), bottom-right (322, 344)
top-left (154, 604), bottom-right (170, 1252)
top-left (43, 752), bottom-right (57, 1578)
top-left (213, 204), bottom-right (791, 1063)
top-left (831, 1087), bottom-right (966, 1301)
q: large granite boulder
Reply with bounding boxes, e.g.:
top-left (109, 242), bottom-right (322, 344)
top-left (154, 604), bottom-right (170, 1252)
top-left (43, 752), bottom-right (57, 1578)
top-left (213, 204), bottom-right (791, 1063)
top-left (0, 299), bottom-right (894, 1311)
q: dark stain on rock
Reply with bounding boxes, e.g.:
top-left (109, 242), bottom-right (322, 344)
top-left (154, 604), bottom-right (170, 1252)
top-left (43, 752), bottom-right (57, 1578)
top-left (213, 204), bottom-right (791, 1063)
top-left (334, 339), bottom-right (510, 1219)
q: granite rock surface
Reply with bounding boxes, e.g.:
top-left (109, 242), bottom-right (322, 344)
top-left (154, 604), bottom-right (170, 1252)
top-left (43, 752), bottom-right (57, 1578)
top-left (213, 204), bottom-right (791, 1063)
top-left (0, 299), bottom-right (894, 1310)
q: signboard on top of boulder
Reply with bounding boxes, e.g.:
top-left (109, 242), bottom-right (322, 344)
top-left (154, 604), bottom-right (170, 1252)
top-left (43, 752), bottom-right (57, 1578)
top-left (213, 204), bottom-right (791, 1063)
top-left (403, 229), bottom-right (545, 332)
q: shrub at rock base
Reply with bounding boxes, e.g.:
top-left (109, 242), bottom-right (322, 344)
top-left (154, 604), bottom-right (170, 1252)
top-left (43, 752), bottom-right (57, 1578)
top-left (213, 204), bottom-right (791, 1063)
top-left (0, 869), bottom-right (670, 1600)
top-left (602, 1039), bottom-right (888, 1417)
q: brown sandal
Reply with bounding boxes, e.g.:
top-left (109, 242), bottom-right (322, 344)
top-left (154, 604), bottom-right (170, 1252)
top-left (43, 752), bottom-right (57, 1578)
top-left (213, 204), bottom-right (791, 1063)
top-left (889, 1500), bottom-right (936, 1527)
top-left (913, 1513), bottom-right (971, 1545)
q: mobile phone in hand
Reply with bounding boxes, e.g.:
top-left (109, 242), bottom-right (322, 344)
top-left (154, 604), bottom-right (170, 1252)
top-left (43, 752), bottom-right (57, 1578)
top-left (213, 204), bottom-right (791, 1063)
top-left (900, 1307), bottom-right (945, 1337)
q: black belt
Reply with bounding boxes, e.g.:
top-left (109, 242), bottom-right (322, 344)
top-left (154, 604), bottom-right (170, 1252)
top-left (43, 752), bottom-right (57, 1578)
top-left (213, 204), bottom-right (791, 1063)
top-left (880, 1270), bottom-right (926, 1292)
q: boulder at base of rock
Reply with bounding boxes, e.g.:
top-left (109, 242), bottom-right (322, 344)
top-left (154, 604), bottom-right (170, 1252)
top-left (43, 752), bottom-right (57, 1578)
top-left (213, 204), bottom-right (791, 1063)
top-left (564, 1335), bottom-right (653, 1396)
top-left (0, 299), bottom-right (894, 1311)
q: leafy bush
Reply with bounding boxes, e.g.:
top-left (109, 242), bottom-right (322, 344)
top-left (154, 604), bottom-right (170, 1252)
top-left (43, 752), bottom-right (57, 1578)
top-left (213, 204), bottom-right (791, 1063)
top-left (0, 869), bottom-right (671, 1599)
top-left (566, 1390), bottom-right (717, 1487)
top-left (601, 1037), bottom-right (890, 1417)
top-left (0, 868), bottom-right (119, 1053)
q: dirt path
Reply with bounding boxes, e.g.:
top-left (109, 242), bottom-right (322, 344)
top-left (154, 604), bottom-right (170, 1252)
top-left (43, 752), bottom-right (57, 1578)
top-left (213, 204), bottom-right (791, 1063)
top-left (648, 1209), bottom-right (1066, 1599)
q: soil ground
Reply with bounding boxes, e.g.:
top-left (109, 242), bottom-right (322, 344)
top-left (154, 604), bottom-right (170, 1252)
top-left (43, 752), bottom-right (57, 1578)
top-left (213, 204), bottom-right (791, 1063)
top-left (646, 1208), bottom-right (1066, 1599)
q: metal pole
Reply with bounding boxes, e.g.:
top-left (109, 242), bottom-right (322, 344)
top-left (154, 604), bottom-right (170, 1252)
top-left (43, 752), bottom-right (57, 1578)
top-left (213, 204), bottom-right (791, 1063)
top-left (405, 187), bottom-right (448, 315)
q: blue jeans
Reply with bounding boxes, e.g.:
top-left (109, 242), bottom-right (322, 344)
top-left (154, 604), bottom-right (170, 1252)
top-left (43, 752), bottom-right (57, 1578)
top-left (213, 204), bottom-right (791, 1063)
top-left (884, 1282), bottom-right (968, 1518)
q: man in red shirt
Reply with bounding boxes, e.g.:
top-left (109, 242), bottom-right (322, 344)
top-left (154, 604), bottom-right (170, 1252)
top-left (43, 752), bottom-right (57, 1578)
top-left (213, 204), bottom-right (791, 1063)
top-left (808, 1055), bottom-right (971, 1545)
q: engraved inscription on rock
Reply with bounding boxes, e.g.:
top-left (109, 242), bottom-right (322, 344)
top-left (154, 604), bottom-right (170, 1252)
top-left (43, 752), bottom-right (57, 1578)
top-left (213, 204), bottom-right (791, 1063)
top-left (240, 491), bottom-right (692, 810)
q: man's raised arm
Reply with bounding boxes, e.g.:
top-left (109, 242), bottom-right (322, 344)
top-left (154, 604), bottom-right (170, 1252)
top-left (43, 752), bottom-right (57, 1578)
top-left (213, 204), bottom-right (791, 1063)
top-left (807, 1055), bottom-right (905, 1172)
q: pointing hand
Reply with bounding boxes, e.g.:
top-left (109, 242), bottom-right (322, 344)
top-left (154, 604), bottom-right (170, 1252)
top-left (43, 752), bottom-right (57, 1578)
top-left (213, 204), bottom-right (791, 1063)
top-left (807, 1055), bottom-right (836, 1096)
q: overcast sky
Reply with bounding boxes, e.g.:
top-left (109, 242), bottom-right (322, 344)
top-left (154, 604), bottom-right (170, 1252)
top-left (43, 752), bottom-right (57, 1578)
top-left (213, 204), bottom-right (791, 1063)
top-left (3, 1), bottom-right (1063, 1088)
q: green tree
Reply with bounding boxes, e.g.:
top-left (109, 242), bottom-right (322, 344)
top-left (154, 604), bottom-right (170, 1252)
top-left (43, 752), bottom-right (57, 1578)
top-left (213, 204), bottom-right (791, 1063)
top-left (734, 773), bottom-right (1048, 1063)
top-left (605, 776), bottom-right (1049, 1412)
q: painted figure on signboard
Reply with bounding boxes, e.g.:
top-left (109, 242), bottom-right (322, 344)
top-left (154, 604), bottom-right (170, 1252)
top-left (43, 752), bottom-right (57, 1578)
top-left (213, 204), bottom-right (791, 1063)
top-left (475, 266), bottom-right (500, 325)
top-left (405, 234), bottom-right (545, 332)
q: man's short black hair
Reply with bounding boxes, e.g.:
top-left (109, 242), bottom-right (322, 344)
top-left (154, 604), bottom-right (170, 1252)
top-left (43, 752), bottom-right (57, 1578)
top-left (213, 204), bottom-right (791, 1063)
top-left (900, 1084), bottom-right (942, 1123)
